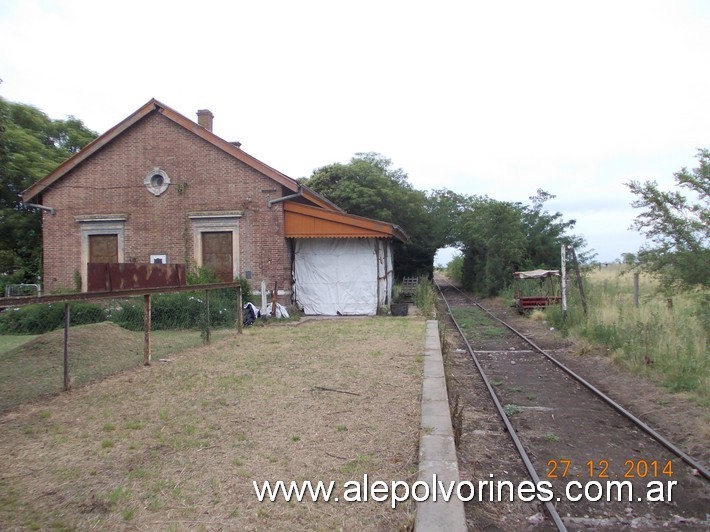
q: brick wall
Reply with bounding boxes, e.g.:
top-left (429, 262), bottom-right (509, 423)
top-left (40, 112), bottom-right (292, 293)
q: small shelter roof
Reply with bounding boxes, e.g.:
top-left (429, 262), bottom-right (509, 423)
top-left (283, 201), bottom-right (408, 242)
top-left (513, 269), bottom-right (561, 279)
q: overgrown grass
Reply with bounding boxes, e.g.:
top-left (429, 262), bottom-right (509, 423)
top-left (413, 279), bottom-right (437, 318)
top-left (0, 324), bottom-right (234, 413)
top-left (446, 255), bottom-right (464, 284)
top-left (545, 265), bottom-right (708, 403)
top-left (451, 307), bottom-right (507, 341)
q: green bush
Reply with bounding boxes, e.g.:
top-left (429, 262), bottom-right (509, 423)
top-left (235, 277), bottom-right (254, 305)
top-left (446, 255), bottom-right (464, 284)
top-left (414, 279), bottom-right (437, 318)
top-left (186, 266), bottom-right (221, 285)
top-left (0, 301), bottom-right (106, 334)
top-left (0, 273), bottom-right (254, 334)
top-left (108, 299), bottom-right (144, 331)
top-left (110, 286), bottom-right (245, 331)
top-left (187, 267), bottom-right (253, 304)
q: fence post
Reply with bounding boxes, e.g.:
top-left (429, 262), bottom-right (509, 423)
top-left (633, 272), bottom-right (640, 308)
top-left (204, 289), bottom-right (211, 344)
top-left (237, 285), bottom-right (243, 334)
top-left (64, 303), bottom-right (71, 391)
top-left (271, 281), bottom-right (278, 317)
top-left (561, 245), bottom-right (567, 322)
top-left (569, 246), bottom-right (588, 316)
top-left (144, 294), bottom-right (151, 365)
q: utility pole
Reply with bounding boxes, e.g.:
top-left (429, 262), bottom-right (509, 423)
top-left (569, 246), bottom-right (588, 316)
top-left (561, 244), bottom-right (567, 322)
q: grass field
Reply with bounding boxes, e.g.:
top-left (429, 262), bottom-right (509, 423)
top-left (0, 334), bottom-right (37, 355)
top-left (545, 264), bottom-right (708, 404)
top-left (0, 323), bottom-right (234, 413)
top-left (0, 316), bottom-right (424, 530)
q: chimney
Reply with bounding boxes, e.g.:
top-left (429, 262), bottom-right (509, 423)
top-left (196, 109), bottom-right (214, 132)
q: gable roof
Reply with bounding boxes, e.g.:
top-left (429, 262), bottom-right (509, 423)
top-left (283, 201), bottom-right (408, 242)
top-left (21, 98), bottom-right (340, 211)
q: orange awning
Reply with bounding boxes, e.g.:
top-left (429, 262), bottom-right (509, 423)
top-left (283, 201), bottom-right (407, 242)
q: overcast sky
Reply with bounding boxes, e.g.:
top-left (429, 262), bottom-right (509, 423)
top-left (1, 0), bottom-right (708, 263)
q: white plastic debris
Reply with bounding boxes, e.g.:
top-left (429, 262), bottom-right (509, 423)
top-left (527, 513), bottom-right (545, 525)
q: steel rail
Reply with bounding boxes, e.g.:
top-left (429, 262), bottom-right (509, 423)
top-left (436, 279), bottom-right (568, 532)
top-left (440, 278), bottom-right (710, 482)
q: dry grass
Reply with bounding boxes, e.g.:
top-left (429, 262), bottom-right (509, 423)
top-left (0, 323), bottom-right (234, 413)
top-left (583, 265), bottom-right (708, 401)
top-left (0, 316), bottom-right (424, 530)
top-left (528, 309), bottom-right (546, 322)
top-left (542, 264), bottom-right (708, 403)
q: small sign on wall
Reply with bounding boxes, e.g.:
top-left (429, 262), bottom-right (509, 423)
top-left (150, 254), bottom-right (168, 264)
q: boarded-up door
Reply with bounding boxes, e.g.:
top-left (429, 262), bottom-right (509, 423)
top-left (89, 234), bottom-right (118, 264)
top-left (202, 231), bottom-right (233, 282)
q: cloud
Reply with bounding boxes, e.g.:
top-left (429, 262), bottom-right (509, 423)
top-left (1, 0), bottom-right (708, 262)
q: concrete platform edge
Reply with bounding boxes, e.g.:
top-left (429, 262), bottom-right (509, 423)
top-left (414, 320), bottom-right (467, 532)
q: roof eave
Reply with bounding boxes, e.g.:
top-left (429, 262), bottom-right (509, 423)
top-left (284, 201), bottom-right (408, 242)
top-left (22, 99), bottom-right (340, 212)
top-left (22, 99), bottom-right (162, 203)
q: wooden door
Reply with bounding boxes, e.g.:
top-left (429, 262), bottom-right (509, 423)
top-left (89, 234), bottom-right (118, 264)
top-left (202, 231), bottom-right (233, 282)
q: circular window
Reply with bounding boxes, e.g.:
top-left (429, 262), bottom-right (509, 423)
top-left (144, 168), bottom-right (170, 196)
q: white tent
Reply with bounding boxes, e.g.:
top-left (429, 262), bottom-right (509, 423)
top-left (293, 238), bottom-right (393, 315)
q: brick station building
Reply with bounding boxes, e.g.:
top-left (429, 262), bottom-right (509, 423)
top-left (22, 99), bottom-right (406, 315)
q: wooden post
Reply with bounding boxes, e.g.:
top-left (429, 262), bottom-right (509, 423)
top-left (375, 239), bottom-right (381, 311)
top-left (237, 285), bottom-right (243, 334)
top-left (569, 246), bottom-right (588, 316)
top-left (561, 245), bottom-right (567, 322)
top-left (144, 294), bottom-right (151, 366)
top-left (204, 289), bottom-right (211, 344)
top-left (64, 303), bottom-right (71, 391)
top-left (271, 281), bottom-right (278, 317)
top-left (261, 280), bottom-right (267, 314)
top-left (633, 272), bottom-right (640, 308)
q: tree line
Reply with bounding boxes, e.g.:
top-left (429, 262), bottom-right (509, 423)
top-left (301, 153), bottom-right (589, 295)
top-left (624, 149), bottom-right (709, 293)
top-left (0, 96), bottom-right (97, 293)
top-left (1, 96), bottom-right (706, 298)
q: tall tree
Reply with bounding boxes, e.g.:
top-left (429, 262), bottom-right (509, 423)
top-left (0, 96), bottom-right (97, 291)
top-left (626, 149), bottom-right (709, 292)
top-left (521, 189), bottom-right (590, 268)
top-left (459, 197), bottom-right (526, 295)
top-left (303, 153), bottom-right (587, 287)
top-left (456, 191), bottom-right (587, 296)
top-left (302, 152), bottom-right (437, 277)
top-left (425, 188), bottom-right (472, 248)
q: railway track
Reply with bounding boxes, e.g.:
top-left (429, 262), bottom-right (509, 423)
top-left (435, 277), bottom-right (709, 531)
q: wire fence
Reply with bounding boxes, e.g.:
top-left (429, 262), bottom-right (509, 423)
top-left (0, 283), bottom-right (242, 414)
